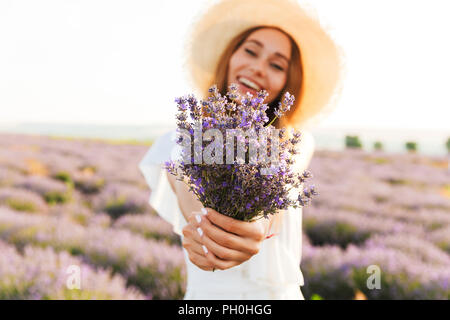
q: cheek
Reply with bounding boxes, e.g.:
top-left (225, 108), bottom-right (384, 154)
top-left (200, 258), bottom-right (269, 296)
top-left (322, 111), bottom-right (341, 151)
top-left (229, 51), bottom-right (251, 74)
top-left (228, 54), bottom-right (241, 75)
top-left (269, 73), bottom-right (287, 95)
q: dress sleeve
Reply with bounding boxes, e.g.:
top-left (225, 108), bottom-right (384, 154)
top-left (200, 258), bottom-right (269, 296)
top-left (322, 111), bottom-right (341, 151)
top-left (138, 130), bottom-right (187, 237)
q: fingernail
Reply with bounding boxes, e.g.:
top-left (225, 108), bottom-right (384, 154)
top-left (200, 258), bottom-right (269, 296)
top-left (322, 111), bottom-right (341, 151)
top-left (195, 214), bottom-right (201, 224)
top-left (202, 245), bottom-right (208, 254)
top-left (197, 227), bottom-right (203, 237)
top-left (201, 208), bottom-right (208, 215)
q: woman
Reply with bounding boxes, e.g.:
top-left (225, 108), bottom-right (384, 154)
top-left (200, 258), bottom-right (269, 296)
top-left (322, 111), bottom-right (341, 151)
top-left (139, 0), bottom-right (345, 299)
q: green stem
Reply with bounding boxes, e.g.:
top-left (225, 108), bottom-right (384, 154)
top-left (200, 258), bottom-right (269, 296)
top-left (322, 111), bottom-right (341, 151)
top-left (265, 116), bottom-right (278, 127)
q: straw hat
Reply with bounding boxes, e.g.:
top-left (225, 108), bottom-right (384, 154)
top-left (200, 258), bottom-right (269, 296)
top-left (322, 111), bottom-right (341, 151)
top-left (182, 0), bottom-right (346, 129)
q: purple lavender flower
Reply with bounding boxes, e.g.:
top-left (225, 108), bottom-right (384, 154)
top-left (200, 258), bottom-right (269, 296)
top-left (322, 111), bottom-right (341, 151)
top-left (0, 240), bottom-right (144, 299)
top-left (93, 183), bottom-right (150, 219)
top-left (0, 207), bottom-right (186, 299)
top-left (0, 187), bottom-right (48, 213)
top-left (13, 175), bottom-right (72, 205)
top-left (165, 83), bottom-right (315, 221)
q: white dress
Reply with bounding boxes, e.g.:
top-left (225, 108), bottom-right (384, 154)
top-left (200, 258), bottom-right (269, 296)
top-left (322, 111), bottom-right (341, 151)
top-left (139, 129), bottom-right (315, 300)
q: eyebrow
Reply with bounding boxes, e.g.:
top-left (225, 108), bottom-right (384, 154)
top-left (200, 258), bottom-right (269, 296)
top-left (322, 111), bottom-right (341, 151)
top-left (245, 39), bottom-right (291, 64)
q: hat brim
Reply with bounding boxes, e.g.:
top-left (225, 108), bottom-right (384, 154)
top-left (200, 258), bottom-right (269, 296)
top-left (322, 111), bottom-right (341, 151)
top-left (182, 0), bottom-right (347, 129)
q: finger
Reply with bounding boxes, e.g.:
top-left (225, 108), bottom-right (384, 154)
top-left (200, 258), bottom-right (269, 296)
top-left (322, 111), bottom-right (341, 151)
top-left (183, 220), bottom-right (206, 245)
top-left (188, 249), bottom-right (215, 271)
top-left (204, 249), bottom-right (241, 271)
top-left (187, 211), bottom-right (204, 228)
top-left (203, 207), bottom-right (244, 235)
top-left (195, 209), bottom-right (226, 231)
top-left (184, 222), bottom-right (227, 261)
top-left (204, 208), bottom-right (264, 240)
top-left (183, 224), bottom-right (209, 255)
top-left (182, 236), bottom-right (205, 257)
top-left (202, 231), bottom-right (249, 262)
top-left (200, 213), bottom-right (256, 254)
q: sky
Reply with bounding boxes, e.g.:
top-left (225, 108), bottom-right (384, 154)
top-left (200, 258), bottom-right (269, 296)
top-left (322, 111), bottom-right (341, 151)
top-left (0, 0), bottom-right (449, 131)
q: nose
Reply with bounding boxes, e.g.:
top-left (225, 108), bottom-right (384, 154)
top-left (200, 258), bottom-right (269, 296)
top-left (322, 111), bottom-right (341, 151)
top-left (249, 57), bottom-right (266, 78)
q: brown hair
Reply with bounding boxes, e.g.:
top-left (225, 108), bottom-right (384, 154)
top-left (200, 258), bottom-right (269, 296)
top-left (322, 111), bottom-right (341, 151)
top-left (205, 26), bottom-right (304, 233)
top-left (204, 25), bottom-right (303, 130)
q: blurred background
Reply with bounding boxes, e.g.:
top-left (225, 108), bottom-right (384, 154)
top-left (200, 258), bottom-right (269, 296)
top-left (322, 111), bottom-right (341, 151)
top-left (0, 0), bottom-right (449, 299)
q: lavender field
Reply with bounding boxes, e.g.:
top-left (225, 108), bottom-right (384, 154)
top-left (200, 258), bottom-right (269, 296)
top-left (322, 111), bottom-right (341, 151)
top-left (0, 133), bottom-right (449, 300)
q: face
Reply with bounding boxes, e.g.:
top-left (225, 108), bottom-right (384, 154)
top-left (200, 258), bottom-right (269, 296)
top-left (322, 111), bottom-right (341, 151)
top-left (227, 28), bottom-right (292, 105)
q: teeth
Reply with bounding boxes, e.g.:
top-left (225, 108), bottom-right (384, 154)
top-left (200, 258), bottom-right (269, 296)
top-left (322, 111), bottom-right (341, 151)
top-left (239, 77), bottom-right (261, 91)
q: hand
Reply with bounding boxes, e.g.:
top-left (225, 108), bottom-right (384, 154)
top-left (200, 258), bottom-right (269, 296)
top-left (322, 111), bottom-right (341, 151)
top-left (181, 211), bottom-right (216, 271)
top-left (197, 208), bottom-right (271, 271)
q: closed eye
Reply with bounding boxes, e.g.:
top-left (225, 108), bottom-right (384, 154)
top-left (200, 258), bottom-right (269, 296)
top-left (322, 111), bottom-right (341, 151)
top-left (245, 49), bottom-right (285, 71)
top-left (245, 48), bottom-right (256, 56)
top-left (271, 63), bottom-right (284, 71)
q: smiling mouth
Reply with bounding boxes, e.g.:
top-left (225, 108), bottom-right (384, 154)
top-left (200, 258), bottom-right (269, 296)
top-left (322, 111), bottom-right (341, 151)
top-left (237, 81), bottom-right (259, 96)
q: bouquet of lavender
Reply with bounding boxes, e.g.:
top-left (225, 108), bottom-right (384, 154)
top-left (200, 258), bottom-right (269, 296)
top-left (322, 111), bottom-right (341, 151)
top-left (164, 83), bottom-right (316, 222)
